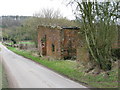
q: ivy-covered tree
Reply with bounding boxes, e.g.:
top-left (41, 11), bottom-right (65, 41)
top-left (72, 0), bottom-right (119, 71)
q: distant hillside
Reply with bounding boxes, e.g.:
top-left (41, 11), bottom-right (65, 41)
top-left (0, 15), bottom-right (31, 28)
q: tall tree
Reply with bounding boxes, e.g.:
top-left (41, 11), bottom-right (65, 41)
top-left (72, 0), bottom-right (119, 70)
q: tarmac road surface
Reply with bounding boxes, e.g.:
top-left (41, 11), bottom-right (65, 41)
top-left (0, 43), bottom-right (87, 88)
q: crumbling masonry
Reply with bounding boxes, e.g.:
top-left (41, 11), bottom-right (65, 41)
top-left (38, 25), bottom-right (89, 62)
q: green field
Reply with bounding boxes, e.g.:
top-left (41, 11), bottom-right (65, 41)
top-left (7, 46), bottom-right (119, 88)
top-left (18, 41), bottom-right (35, 45)
top-left (5, 41), bottom-right (35, 45)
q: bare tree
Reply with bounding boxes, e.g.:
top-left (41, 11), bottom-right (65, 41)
top-left (33, 8), bottom-right (63, 19)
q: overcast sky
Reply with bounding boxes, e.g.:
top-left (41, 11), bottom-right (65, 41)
top-left (0, 0), bottom-right (76, 20)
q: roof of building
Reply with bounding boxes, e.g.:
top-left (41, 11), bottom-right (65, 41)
top-left (62, 27), bottom-right (80, 30)
top-left (38, 25), bottom-right (80, 30)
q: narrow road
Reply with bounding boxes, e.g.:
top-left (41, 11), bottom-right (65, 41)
top-left (0, 43), bottom-right (87, 88)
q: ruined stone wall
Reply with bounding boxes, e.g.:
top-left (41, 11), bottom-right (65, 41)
top-left (38, 26), bottom-right (89, 62)
top-left (38, 26), bottom-right (62, 59)
top-left (46, 28), bottom-right (61, 59)
top-left (60, 29), bottom-right (80, 59)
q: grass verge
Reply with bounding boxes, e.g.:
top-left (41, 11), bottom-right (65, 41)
top-left (0, 64), bottom-right (9, 88)
top-left (7, 46), bottom-right (119, 88)
top-left (0, 47), bottom-right (9, 88)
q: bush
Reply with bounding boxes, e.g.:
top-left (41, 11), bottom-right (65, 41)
top-left (112, 48), bottom-right (120, 59)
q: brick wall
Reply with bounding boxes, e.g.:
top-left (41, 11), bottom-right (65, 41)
top-left (38, 26), bottom-right (89, 62)
top-left (61, 29), bottom-right (80, 59)
top-left (38, 26), bottom-right (62, 59)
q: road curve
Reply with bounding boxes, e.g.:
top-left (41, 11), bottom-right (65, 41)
top-left (0, 43), bottom-right (87, 88)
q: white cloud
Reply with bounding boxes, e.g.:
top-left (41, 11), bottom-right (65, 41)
top-left (0, 0), bottom-right (75, 20)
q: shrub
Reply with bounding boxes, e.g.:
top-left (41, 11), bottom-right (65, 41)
top-left (112, 48), bottom-right (120, 59)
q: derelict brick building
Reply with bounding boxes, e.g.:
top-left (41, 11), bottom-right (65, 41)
top-left (38, 25), bottom-right (89, 61)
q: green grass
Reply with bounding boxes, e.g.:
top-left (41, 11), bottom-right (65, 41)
top-left (0, 64), bottom-right (9, 88)
top-left (7, 46), bottom-right (119, 88)
top-left (0, 47), bottom-right (8, 88)
top-left (6, 42), bottom-right (13, 45)
top-left (18, 41), bottom-right (35, 45)
top-left (0, 64), bottom-right (2, 89)
top-left (5, 41), bottom-right (35, 45)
